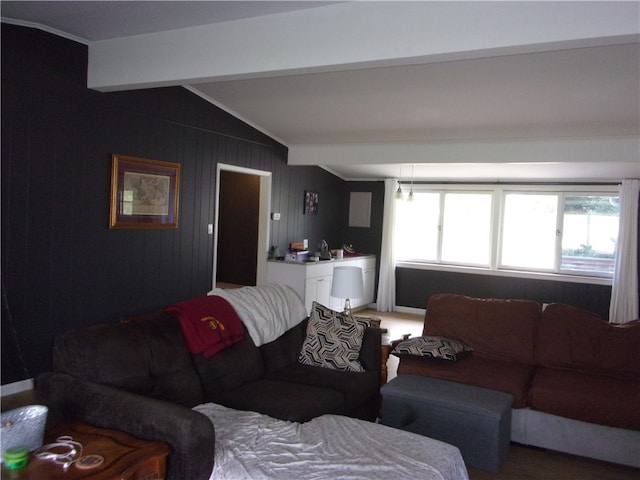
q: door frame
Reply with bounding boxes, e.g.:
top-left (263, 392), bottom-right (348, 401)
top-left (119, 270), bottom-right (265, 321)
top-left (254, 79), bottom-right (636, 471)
top-left (212, 163), bottom-right (272, 289)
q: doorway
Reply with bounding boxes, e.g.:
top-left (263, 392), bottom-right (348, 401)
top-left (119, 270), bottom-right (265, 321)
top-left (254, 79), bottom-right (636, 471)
top-left (213, 164), bottom-right (271, 289)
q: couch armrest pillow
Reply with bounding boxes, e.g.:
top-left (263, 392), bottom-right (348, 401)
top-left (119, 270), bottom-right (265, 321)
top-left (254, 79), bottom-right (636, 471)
top-left (392, 336), bottom-right (473, 362)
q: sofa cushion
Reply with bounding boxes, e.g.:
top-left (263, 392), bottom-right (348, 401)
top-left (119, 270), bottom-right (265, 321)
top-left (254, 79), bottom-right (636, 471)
top-left (192, 326), bottom-right (264, 400)
top-left (397, 354), bottom-right (534, 408)
top-left (422, 294), bottom-right (541, 365)
top-left (260, 319), bottom-right (308, 374)
top-left (391, 336), bottom-right (473, 362)
top-left (298, 302), bottom-right (368, 372)
top-left (359, 325), bottom-right (383, 372)
top-left (212, 379), bottom-right (345, 422)
top-left (52, 313), bottom-right (204, 407)
top-left (537, 303), bottom-right (640, 382)
top-left (528, 367), bottom-right (640, 430)
top-left (266, 362), bottom-right (379, 411)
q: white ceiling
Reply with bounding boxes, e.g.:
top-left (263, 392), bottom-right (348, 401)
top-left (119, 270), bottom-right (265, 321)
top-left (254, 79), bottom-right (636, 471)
top-left (2, 1), bottom-right (639, 181)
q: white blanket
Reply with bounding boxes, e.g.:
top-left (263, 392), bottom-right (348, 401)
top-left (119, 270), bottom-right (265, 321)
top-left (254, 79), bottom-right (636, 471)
top-left (207, 284), bottom-right (307, 346)
top-left (194, 403), bottom-right (469, 480)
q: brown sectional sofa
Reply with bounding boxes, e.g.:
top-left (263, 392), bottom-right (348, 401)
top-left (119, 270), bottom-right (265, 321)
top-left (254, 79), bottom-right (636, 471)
top-left (396, 294), bottom-right (640, 467)
top-left (531, 303), bottom-right (639, 430)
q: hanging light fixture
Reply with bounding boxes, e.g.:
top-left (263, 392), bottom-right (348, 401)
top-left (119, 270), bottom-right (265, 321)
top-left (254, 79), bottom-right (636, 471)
top-left (394, 182), bottom-right (404, 200)
top-left (395, 164), bottom-right (404, 200)
top-left (407, 164), bottom-right (415, 202)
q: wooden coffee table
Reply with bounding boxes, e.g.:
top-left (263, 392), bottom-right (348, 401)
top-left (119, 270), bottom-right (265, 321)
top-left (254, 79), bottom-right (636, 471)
top-left (2, 420), bottom-right (170, 479)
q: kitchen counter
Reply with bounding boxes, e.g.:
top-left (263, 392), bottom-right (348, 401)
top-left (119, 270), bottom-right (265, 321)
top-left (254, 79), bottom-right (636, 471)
top-left (268, 253), bottom-right (375, 265)
top-left (266, 255), bottom-right (376, 313)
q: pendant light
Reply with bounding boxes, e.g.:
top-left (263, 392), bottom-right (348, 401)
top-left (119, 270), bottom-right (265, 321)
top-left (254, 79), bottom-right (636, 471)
top-left (407, 164), bottom-right (415, 202)
top-left (395, 164), bottom-right (404, 200)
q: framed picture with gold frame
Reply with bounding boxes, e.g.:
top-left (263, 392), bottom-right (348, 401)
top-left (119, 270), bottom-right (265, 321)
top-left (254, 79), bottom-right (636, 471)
top-left (109, 154), bottom-right (180, 229)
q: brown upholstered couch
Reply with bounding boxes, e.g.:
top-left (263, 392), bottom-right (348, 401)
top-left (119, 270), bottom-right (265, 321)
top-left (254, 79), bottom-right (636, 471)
top-left (396, 294), bottom-right (640, 467)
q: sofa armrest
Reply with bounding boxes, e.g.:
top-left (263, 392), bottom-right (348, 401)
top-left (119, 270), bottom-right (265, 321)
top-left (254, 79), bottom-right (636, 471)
top-left (360, 326), bottom-right (382, 372)
top-left (36, 372), bottom-right (215, 480)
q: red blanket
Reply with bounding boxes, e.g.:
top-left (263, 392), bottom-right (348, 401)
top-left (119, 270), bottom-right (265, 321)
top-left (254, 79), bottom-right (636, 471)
top-left (164, 295), bottom-right (244, 357)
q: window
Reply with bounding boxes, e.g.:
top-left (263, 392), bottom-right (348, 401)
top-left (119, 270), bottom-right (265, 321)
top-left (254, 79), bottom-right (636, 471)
top-left (501, 193), bottom-right (557, 270)
top-left (395, 190), bottom-right (493, 267)
top-left (395, 192), bottom-right (439, 261)
top-left (395, 185), bottom-right (619, 280)
top-left (560, 196), bottom-right (618, 275)
top-left (441, 193), bottom-right (492, 265)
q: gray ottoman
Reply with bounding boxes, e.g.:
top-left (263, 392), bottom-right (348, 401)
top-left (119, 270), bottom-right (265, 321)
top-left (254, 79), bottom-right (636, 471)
top-left (380, 375), bottom-right (513, 472)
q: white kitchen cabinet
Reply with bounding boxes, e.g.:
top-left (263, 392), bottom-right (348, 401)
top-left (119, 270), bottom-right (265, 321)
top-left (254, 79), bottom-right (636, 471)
top-left (266, 255), bottom-right (376, 315)
top-left (305, 275), bottom-right (333, 314)
top-left (354, 256), bottom-right (376, 310)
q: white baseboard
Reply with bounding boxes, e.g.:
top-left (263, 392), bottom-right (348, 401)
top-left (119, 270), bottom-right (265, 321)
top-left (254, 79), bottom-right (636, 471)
top-left (394, 305), bottom-right (426, 316)
top-left (362, 303), bottom-right (425, 317)
top-left (1, 379), bottom-right (34, 397)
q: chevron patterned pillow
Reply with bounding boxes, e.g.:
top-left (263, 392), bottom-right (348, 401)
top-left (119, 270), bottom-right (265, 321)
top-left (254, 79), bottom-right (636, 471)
top-left (298, 302), bottom-right (369, 372)
top-left (391, 336), bottom-right (473, 362)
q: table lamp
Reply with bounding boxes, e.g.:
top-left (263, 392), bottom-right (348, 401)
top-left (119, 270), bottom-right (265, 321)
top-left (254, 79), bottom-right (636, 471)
top-left (331, 266), bottom-right (364, 317)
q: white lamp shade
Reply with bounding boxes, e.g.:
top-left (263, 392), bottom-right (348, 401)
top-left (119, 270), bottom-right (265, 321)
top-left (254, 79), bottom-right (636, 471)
top-left (331, 266), bottom-right (364, 299)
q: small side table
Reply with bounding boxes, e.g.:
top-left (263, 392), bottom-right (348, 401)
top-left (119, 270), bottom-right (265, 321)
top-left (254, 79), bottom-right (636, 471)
top-left (380, 333), bottom-right (412, 385)
top-left (354, 316), bottom-right (411, 385)
top-left (2, 420), bottom-right (171, 480)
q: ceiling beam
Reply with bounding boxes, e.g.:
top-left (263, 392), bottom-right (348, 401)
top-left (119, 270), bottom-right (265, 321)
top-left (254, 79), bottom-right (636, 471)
top-left (88, 1), bottom-right (639, 92)
top-left (289, 136), bottom-right (640, 181)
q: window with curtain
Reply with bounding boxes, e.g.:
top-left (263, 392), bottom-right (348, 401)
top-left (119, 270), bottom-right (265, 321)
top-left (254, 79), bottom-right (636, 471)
top-left (395, 185), bottom-right (620, 280)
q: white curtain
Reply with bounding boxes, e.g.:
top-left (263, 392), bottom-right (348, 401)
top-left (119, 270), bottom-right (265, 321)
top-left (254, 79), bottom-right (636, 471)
top-left (377, 179), bottom-right (397, 312)
top-left (609, 179), bottom-right (640, 323)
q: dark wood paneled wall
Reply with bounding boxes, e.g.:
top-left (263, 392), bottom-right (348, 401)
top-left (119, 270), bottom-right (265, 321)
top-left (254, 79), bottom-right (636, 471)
top-left (1, 24), bottom-right (346, 383)
top-left (396, 268), bottom-right (612, 319)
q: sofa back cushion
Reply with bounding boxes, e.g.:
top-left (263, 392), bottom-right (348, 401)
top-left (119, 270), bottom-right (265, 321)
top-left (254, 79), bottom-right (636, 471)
top-left (192, 325), bottom-right (264, 400)
top-left (260, 319), bottom-right (308, 374)
top-left (536, 303), bottom-right (640, 381)
top-left (422, 294), bottom-right (541, 365)
top-left (52, 313), bottom-right (204, 407)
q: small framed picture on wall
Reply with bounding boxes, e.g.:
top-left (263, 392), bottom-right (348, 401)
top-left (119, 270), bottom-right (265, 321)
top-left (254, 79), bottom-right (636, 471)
top-left (304, 191), bottom-right (319, 215)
